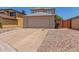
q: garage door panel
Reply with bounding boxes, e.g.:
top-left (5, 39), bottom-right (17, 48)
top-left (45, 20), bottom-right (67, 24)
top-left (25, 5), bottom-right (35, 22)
top-left (28, 17), bottom-right (50, 28)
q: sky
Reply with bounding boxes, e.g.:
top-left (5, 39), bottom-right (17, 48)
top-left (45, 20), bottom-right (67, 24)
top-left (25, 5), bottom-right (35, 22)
top-left (56, 7), bottom-right (79, 20)
top-left (0, 7), bottom-right (79, 20)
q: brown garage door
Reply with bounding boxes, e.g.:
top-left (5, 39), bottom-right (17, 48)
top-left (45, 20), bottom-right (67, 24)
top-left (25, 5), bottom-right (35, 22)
top-left (27, 16), bottom-right (50, 28)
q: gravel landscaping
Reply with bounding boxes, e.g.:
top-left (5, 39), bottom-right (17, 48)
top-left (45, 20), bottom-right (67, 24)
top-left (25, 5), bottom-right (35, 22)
top-left (37, 29), bottom-right (79, 52)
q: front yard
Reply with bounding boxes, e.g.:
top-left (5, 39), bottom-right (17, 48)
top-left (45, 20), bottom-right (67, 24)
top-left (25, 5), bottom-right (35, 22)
top-left (0, 28), bottom-right (79, 52)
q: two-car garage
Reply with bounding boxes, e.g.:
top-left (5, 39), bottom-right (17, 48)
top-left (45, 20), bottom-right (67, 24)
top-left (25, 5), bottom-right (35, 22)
top-left (24, 15), bottom-right (55, 28)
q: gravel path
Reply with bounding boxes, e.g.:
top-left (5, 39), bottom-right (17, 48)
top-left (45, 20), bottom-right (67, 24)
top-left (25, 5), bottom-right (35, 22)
top-left (37, 29), bottom-right (79, 52)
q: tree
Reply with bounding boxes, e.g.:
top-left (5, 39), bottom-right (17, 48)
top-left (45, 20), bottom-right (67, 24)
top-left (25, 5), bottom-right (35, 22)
top-left (55, 15), bottom-right (62, 28)
top-left (55, 15), bottom-right (62, 21)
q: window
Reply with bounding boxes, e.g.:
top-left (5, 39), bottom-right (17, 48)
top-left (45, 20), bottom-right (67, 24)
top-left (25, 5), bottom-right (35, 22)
top-left (0, 12), bottom-right (4, 14)
top-left (32, 10), bottom-right (37, 13)
top-left (10, 12), bottom-right (16, 16)
top-left (35, 10), bottom-right (38, 13)
top-left (32, 10), bottom-right (34, 13)
top-left (40, 10), bottom-right (43, 12)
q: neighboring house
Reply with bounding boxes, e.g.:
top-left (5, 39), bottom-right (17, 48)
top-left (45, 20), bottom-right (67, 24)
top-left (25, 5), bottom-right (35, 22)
top-left (67, 16), bottom-right (79, 29)
top-left (62, 16), bottom-right (79, 29)
top-left (0, 9), bottom-right (25, 28)
top-left (24, 8), bottom-right (55, 28)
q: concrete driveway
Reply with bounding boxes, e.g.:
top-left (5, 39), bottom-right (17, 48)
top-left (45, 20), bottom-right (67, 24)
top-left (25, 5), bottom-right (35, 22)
top-left (0, 28), bottom-right (48, 51)
top-left (0, 28), bottom-right (79, 52)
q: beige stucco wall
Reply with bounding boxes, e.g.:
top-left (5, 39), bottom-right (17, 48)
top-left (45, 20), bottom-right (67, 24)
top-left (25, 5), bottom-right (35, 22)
top-left (0, 18), bottom-right (18, 28)
top-left (72, 18), bottom-right (79, 29)
top-left (24, 15), bottom-right (55, 28)
top-left (16, 13), bottom-right (24, 28)
top-left (16, 17), bottom-right (24, 28)
top-left (2, 19), bottom-right (17, 25)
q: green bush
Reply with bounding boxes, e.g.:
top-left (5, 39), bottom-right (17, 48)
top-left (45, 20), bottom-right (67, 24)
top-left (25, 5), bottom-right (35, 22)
top-left (55, 15), bottom-right (62, 21)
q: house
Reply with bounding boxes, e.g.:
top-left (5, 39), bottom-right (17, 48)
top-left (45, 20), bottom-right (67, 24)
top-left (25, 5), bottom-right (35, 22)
top-left (0, 8), bottom-right (56, 28)
top-left (0, 9), bottom-right (25, 28)
top-left (62, 16), bottom-right (79, 29)
top-left (24, 8), bottom-right (55, 28)
top-left (65, 16), bottom-right (79, 29)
